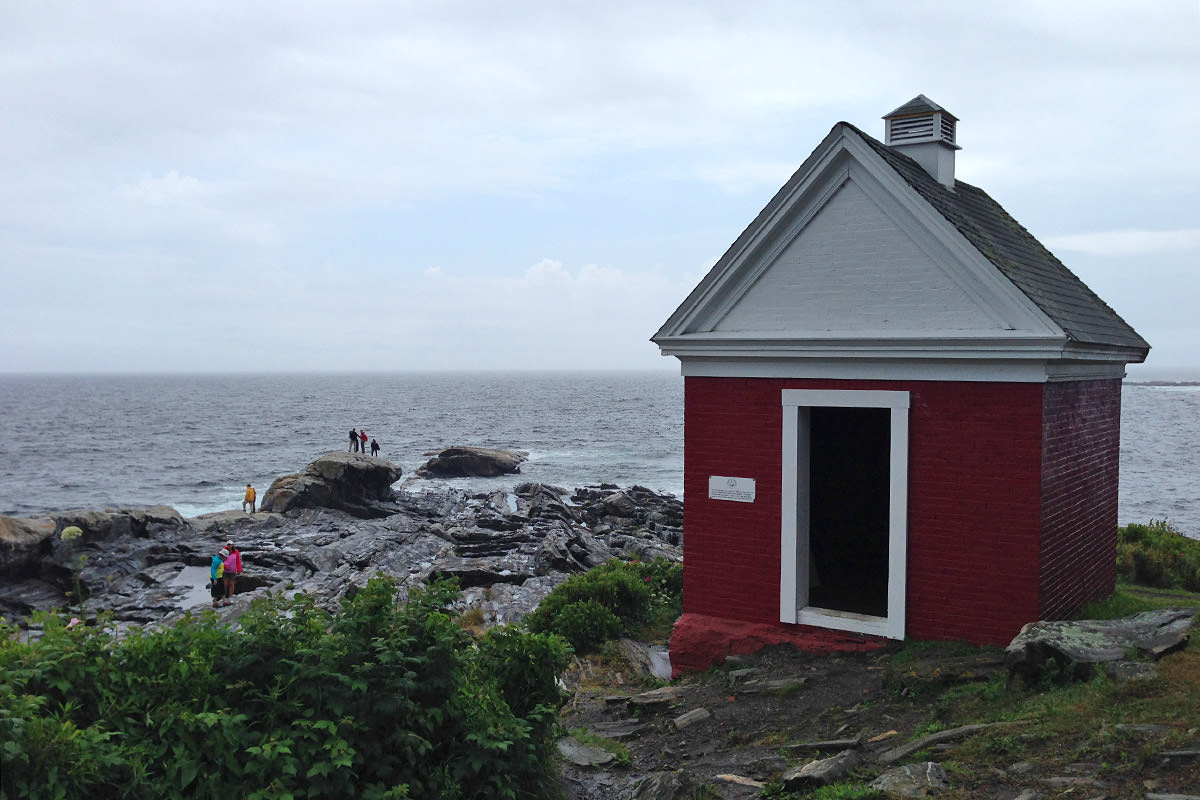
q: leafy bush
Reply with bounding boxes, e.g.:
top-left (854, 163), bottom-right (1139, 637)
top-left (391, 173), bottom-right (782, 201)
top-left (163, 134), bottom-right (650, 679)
top-left (540, 599), bottom-right (624, 652)
top-left (1116, 520), bottom-right (1200, 591)
top-left (0, 575), bottom-right (570, 800)
top-left (474, 626), bottom-right (571, 720)
top-left (525, 557), bottom-right (682, 653)
top-left (627, 557), bottom-right (683, 618)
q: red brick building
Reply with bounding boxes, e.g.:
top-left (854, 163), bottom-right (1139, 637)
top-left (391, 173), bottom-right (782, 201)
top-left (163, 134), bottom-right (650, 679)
top-left (653, 97), bottom-right (1149, 674)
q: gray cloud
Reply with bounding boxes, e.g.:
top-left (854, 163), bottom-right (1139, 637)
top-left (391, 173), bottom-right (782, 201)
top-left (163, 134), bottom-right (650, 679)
top-left (2, 0), bottom-right (1197, 373)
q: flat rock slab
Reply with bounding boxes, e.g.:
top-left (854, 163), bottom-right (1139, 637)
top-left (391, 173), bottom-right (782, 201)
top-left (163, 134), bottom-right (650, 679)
top-left (877, 721), bottom-right (1026, 764)
top-left (870, 761), bottom-right (949, 797)
top-left (1005, 607), bottom-right (1199, 684)
top-left (734, 676), bottom-right (808, 695)
top-left (710, 773), bottom-right (766, 799)
top-left (624, 685), bottom-right (688, 710)
top-left (781, 736), bottom-right (864, 754)
top-left (586, 719), bottom-right (650, 739)
top-left (672, 707), bottom-right (711, 730)
top-left (557, 737), bottom-right (615, 767)
top-left (782, 749), bottom-right (861, 791)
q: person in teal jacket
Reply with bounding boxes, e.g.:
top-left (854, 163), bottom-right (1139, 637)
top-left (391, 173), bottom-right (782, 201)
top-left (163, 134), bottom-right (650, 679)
top-left (210, 548), bottom-right (228, 608)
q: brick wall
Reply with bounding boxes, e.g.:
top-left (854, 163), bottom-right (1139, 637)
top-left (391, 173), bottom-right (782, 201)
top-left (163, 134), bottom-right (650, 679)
top-left (683, 377), bottom-right (784, 624)
top-left (904, 381), bottom-right (1043, 644)
top-left (1038, 379), bottom-right (1122, 619)
top-left (683, 376), bottom-right (1055, 646)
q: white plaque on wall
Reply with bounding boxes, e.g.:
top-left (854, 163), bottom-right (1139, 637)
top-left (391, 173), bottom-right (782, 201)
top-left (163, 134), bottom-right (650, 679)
top-left (708, 476), bottom-right (756, 503)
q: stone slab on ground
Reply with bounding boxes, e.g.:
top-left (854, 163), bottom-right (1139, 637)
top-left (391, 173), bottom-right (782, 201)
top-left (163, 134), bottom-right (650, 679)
top-left (1005, 607), bottom-right (1199, 684)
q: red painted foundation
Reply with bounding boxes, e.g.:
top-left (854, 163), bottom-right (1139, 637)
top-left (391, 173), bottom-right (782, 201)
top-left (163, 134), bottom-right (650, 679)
top-left (669, 612), bottom-right (888, 678)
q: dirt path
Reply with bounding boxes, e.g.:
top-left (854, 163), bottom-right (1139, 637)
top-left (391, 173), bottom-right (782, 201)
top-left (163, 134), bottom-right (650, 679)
top-left (556, 641), bottom-right (1200, 799)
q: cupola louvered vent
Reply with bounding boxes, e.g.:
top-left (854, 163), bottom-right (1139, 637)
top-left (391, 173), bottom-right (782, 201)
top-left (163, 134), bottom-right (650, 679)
top-left (882, 94), bottom-right (960, 187)
top-left (887, 115), bottom-right (936, 144)
top-left (940, 114), bottom-right (955, 142)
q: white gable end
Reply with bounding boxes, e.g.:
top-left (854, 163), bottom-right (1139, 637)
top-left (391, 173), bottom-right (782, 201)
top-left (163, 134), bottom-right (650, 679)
top-left (713, 180), bottom-right (1002, 335)
top-left (654, 121), bottom-right (1137, 382)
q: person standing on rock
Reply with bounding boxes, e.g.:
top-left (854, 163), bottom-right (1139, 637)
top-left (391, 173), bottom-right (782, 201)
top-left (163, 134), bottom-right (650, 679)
top-left (370, 438), bottom-right (379, 456)
top-left (222, 541), bottom-right (242, 605)
top-left (349, 428), bottom-right (359, 452)
top-left (242, 483), bottom-right (256, 513)
top-left (360, 429), bottom-right (368, 453)
top-left (210, 548), bottom-right (227, 608)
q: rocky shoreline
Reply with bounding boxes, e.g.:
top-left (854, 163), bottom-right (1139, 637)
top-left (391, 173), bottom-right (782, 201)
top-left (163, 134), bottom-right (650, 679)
top-left (0, 450), bottom-right (682, 632)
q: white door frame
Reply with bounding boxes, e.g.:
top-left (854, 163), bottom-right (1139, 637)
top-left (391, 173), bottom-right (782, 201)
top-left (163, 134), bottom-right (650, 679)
top-left (780, 389), bottom-right (909, 639)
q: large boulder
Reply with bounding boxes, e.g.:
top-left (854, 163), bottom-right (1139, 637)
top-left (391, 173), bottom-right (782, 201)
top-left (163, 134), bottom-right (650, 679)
top-left (0, 515), bottom-right (57, 578)
top-left (260, 452), bottom-right (403, 519)
top-left (50, 506), bottom-right (187, 541)
top-left (416, 446), bottom-right (527, 478)
top-left (1004, 607), bottom-right (1199, 685)
top-left (0, 507), bottom-right (188, 578)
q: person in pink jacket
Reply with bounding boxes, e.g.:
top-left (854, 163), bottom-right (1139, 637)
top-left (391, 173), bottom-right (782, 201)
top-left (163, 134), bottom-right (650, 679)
top-left (222, 541), bottom-right (243, 605)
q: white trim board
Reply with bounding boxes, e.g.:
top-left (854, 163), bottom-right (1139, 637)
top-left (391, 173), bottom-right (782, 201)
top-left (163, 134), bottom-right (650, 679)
top-left (780, 389), bottom-right (909, 639)
top-left (675, 358), bottom-right (1129, 383)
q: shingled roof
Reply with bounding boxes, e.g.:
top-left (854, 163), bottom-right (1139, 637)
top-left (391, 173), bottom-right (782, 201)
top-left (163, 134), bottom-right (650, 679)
top-left (849, 123), bottom-right (1148, 355)
top-left (884, 94), bottom-right (957, 121)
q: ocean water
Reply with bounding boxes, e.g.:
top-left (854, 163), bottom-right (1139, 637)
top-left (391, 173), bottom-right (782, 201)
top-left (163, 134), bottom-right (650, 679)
top-left (0, 371), bottom-right (684, 518)
top-left (1116, 382), bottom-right (1200, 538)
top-left (0, 372), bottom-right (1196, 539)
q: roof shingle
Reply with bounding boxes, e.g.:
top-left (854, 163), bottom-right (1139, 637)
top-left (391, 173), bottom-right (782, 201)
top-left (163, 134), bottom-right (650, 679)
top-left (851, 123), bottom-right (1148, 354)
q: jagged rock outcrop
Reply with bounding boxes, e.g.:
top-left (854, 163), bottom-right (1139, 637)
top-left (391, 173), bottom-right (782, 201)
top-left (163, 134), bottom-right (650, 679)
top-left (0, 477), bottom-right (682, 634)
top-left (0, 506), bottom-right (188, 622)
top-left (0, 516), bottom-right (57, 578)
top-left (416, 446), bottom-right (527, 478)
top-left (260, 451), bottom-right (403, 519)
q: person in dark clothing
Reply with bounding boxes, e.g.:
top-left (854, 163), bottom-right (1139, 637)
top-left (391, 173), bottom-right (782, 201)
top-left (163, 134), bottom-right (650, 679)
top-left (370, 438), bottom-right (379, 456)
top-left (349, 428), bottom-right (359, 452)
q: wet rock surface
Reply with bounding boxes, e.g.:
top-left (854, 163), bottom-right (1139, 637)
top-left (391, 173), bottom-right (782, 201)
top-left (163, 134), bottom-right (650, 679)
top-left (416, 446), bottom-right (528, 478)
top-left (259, 451), bottom-right (403, 518)
top-left (0, 465), bottom-right (682, 634)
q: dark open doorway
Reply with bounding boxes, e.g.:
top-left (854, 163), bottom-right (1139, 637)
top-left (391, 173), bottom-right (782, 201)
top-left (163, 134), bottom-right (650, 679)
top-left (807, 406), bottom-right (890, 617)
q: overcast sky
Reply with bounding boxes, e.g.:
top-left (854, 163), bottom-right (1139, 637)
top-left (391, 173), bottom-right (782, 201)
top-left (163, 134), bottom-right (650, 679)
top-left (2, 1), bottom-right (1197, 376)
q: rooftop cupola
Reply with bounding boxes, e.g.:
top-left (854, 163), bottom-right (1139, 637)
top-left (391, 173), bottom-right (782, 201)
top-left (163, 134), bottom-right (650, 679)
top-left (883, 94), bottom-right (960, 187)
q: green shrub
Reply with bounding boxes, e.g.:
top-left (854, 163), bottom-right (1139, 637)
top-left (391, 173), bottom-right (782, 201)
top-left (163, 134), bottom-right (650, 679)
top-left (0, 574), bottom-right (568, 800)
top-left (541, 599), bottom-right (624, 652)
top-left (627, 557), bottom-right (684, 617)
top-left (474, 626), bottom-right (571, 721)
top-left (525, 557), bottom-right (684, 653)
top-left (1117, 520), bottom-right (1200, 591)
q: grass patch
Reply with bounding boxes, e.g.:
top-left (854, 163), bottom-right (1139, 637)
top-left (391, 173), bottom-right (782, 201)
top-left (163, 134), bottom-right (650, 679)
top-left (1078, 582), bottom-right (1200, 620)
top-left (1117, 519), bottom-right (1200, 591)
top-left (888, 638), bottom-right (988, 667)
top-left (457, 605), bottom-right (486, 636)
top-left (567, 727), bottom-right (631, 766)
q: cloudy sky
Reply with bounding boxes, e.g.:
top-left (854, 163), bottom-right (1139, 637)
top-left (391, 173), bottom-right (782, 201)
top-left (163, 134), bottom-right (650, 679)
top-left (2, 1), bottom-right (1197, 376)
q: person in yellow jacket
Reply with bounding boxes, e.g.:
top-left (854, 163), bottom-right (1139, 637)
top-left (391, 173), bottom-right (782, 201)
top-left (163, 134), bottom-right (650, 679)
top-left (242, 483), bottom-right (256, 513)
